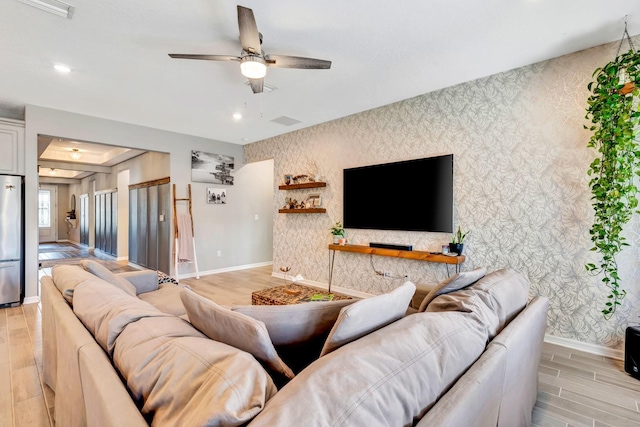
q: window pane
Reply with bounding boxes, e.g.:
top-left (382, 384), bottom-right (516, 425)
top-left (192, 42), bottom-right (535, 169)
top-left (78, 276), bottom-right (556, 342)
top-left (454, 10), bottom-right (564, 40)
top-left (39, 190), bottom-right (50, 227)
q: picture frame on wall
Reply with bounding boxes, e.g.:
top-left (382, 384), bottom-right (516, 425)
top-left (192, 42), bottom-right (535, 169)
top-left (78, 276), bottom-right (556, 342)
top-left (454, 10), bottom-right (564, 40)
top-left (207, 188), bottom-right (227, 204)
top-left (192, 150), bottom-right (235, 185)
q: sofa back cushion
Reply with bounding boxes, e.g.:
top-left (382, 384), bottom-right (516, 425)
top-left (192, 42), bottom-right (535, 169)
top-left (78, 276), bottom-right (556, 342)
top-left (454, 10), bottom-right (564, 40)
top-left (51, 264), bottom-right (106, 303)
top-left (467, 268), bottom-right (530, 333)
top-left (114, 311), bottom-right (277, 426)
top-left (180, 288), bottom-right (295, 380)
top-left (320, 281), bottom-right (416, 357)
top-left (427, 269), bottom-right (530, 339)
top-left (80, 260), bottom-right (137, 296)
top-left (72, 279), bottom-right (171, 355)
top-left (231, 299), bottom-right (356, 346)
top-left (247, 310), bottom-right (489, 427)
top-left (418, 267), bottom-right (487, 312)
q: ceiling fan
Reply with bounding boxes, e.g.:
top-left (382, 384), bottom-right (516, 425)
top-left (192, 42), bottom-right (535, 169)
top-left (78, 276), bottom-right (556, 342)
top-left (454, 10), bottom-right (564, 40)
top-left (169, 5), bottom-right (332, 94)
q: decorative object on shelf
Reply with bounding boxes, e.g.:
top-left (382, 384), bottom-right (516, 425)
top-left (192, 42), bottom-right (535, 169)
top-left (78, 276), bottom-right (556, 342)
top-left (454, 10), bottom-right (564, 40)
top-left (292, 174), bottom-right (311, 184)
top-left (206, 187), bottom-right (227, 204)
top-left (449, 225), bottom-right (470, 255)
top-left (442, 245), bottom-right (449, 255)
top-left (330, 221), bottom-right (345, 244)
top-left (305, 194), bottom-right (322, 208)
top-left (191, 150), bottom-right (234, 185)
top-left (584, 19), bottom-right (640, 319)
top-left (284, 174), bottom-right (292, 185)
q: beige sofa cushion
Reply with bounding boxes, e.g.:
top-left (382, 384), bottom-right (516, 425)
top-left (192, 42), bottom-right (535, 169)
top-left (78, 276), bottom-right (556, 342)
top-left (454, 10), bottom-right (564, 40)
top-left (114, 314), bottom-right (277, 426)
top-left (418, 267), bottom-right (487, 312)
top-left (467, 268), bottom-right (530, 333)
top-left (72, 279), bottom-right (171, 355)
top-left (138, 282), bottom-right (187, 316)
top-left (231, 299), bottom-right (355, 346)
top-left (319, 281), bottom-right (415, 357)
top-left (80, 259), bottom-right (137, 296)
top-left (248, 311), bottom-right (489, 427)
top-left (181, 288), bottom-right (295, 380)
top-left (51, 264), bottom-right (106, 303)
top-left (426, 269), bottom-right (530, 339)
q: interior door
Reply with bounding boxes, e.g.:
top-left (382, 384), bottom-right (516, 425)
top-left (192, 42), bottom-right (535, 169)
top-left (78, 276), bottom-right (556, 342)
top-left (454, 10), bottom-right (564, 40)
top-left (38, 185), bottom-right (58, 243)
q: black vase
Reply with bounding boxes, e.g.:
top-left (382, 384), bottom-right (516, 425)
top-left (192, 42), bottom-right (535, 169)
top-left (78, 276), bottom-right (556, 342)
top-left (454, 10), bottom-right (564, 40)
top-left (449, 243), bottom-right (463, 255)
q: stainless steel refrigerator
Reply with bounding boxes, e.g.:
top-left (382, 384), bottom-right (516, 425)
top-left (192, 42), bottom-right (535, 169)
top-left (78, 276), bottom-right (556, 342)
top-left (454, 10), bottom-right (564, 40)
top-left (0, 175), bottom-right (24, 307)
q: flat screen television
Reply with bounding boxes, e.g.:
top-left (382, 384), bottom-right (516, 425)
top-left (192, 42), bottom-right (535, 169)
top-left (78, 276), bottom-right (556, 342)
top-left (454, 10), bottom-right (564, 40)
top-left (343, 154), bottom-right (453, 233)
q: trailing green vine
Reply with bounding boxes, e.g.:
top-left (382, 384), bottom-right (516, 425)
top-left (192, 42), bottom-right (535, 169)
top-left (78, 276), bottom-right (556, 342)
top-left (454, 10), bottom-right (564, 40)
top-left (585, 48), bottom-right (640, 319)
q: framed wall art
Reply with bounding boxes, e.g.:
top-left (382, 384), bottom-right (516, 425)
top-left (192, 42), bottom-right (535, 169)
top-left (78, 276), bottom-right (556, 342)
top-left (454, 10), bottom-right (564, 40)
top-left (207, 188), bottom-right (227, 204)
top-left (191, 151), bottom-right (235, 185)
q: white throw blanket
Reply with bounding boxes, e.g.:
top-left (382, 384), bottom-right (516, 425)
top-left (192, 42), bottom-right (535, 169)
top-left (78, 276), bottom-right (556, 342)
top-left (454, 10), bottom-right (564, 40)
top-left (177, 214), bottom-right (195, 262)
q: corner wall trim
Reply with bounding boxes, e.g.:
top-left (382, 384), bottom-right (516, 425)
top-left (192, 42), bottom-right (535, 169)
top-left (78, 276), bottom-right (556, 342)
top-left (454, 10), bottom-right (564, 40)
top-left (23, 296), bottom-right (40, 305)
top-left (544, 334), bottom-right (624, 361)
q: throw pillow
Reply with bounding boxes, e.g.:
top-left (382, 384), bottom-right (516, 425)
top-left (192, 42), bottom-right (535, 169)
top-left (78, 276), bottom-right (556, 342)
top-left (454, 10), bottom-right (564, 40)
top-left (80, 260), bottom-right (137, 297)
top-left (180, 288), bottom-right (295, 380)
top-left (231, 299), bottom-right (356, 346)
top-left (418, 267), bottom-right (487, 312)
top-left (319, 281), bottom-right (416, 357)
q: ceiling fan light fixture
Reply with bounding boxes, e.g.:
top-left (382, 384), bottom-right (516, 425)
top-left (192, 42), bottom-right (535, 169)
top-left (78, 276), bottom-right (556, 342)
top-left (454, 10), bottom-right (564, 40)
top-left (240, 55), bottom-right (267, 79)
top-left (69, 148), bottom-right (81, 160)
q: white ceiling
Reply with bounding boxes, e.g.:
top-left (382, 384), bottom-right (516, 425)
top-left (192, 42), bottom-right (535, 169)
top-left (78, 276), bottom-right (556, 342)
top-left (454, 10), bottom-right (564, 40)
top-left (37, 135), bottom-right (145, 180)
top-left (2, 0), bottom-right (640, 145)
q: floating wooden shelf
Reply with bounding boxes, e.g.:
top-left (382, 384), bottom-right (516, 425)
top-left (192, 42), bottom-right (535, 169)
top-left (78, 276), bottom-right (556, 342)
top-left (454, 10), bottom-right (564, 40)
top-left (278, 182), bottom-right (327, 190)
top-left (328, 244), bottom-right (465, 265)
top-left (279, 208), bottom-right (327, 214)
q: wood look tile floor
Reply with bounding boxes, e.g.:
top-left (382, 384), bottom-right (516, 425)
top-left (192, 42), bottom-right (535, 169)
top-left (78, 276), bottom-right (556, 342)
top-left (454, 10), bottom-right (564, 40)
top-left (2, 262), bottom-right (639, 426)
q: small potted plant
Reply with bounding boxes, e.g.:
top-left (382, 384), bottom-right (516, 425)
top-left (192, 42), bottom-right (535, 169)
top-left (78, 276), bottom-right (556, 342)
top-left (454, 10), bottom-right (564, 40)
top-left (330, 221), bottom-right (345, 244)
top-left (449, 226), bottom-right (470, 255)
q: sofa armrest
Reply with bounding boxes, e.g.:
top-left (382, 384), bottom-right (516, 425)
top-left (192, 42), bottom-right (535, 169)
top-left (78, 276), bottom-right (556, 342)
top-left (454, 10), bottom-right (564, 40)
top-left (410, 283), bottom-right (436, 310)
top-left (117, 270), bottom-right (158, 294)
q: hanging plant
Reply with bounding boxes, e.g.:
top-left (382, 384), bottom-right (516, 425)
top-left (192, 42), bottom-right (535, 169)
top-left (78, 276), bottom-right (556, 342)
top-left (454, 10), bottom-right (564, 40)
top-left (584, 28), bottom-right (640, 319)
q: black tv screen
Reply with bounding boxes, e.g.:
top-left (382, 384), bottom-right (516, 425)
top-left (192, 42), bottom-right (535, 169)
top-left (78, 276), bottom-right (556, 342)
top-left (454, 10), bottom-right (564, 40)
top-left (343, 154), bottom-right (453, 233)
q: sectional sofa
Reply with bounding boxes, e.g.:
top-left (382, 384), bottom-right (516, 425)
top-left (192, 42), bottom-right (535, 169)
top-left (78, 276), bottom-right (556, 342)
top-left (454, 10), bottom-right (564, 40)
top-left (41, 261), bottom-right (548, 426)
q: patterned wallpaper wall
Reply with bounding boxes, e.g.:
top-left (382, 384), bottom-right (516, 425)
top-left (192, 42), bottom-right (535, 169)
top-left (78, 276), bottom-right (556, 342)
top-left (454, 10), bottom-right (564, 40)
top-left (245, 40), bottom-right (640, 350)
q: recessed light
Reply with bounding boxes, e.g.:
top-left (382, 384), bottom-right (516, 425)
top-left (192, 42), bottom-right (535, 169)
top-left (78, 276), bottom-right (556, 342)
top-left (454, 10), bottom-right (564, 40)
top-left (233, 113), bottom-right (242, 120)
top-left (54, 64), bottom-right (71, 73)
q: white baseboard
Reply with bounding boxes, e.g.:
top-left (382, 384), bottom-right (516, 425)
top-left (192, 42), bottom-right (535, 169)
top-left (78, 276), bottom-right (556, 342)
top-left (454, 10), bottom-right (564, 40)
top-left (178, 261), bottom-right (274, 280)
top-left (56, 239), bottom-right (69, 243)
top-left (126, 262), bottom-right (145, 271)
top-left (544, 334), bottom-right (624, 361)
top-left (23, 296), bottom-right (40, 305)
top-left (270, 272), bottom-right (374, 299)
top-left (116, 256), bottom-right (128, 261)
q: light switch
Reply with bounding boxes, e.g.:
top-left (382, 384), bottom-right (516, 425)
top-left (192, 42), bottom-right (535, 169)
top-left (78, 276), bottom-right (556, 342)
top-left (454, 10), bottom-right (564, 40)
top-left (159, 214), bottom-right (165, 221)
top-left (254, 214), bottom-right (259, 221)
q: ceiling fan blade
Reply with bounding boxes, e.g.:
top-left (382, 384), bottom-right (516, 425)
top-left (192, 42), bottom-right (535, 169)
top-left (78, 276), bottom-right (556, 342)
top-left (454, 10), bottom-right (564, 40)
top-left (237, 6), bottom-right (262, 54)
top-left (265, 54), bottom-right (331, 69)
top-left (169, 54), bottom-right (241, 61)
top-left (248, 78), bottom-right (264, 94)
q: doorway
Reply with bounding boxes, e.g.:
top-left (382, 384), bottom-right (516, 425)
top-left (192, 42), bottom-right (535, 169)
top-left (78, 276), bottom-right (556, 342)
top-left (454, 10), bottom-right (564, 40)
top-left (38, 184), bottom-right (58, 243)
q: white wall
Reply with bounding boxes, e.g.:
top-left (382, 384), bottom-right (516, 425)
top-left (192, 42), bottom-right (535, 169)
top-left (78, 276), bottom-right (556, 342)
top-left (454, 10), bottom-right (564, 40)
top-left (25, 105), bottom-right (273, 299)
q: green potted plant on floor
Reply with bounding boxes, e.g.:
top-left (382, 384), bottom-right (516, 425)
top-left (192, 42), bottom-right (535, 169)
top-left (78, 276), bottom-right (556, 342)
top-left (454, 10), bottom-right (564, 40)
top-left (584, 30), bottom-right (640, 319)
top-left (449, 226), bottom-right (469, 255)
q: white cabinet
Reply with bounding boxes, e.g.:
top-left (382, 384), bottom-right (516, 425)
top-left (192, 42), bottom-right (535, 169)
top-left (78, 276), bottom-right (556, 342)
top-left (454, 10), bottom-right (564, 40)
top-left (0, 118), bottom-right (25, 176)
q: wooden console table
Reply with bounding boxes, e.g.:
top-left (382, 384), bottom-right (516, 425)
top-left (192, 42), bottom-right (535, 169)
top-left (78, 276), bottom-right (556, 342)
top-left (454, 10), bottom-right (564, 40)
top-left (328, 244), bottom-right (465, 290)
